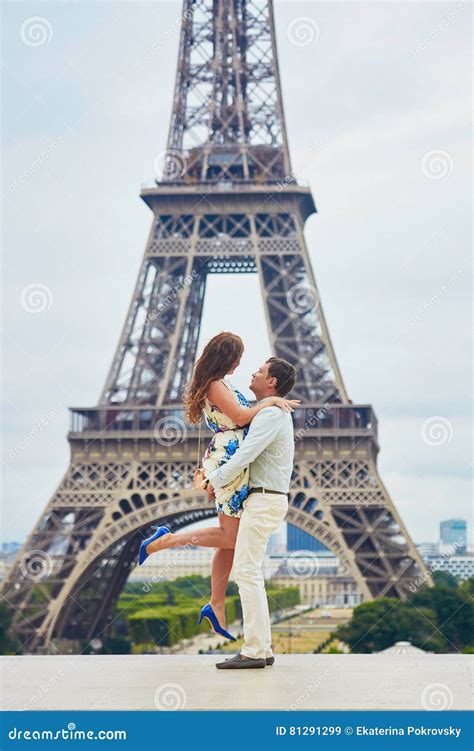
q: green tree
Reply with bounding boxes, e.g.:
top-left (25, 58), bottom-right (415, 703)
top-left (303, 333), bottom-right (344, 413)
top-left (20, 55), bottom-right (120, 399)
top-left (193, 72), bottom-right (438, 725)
top-left (335, 598), bottom-right (445, 653)
top-left (432, 570), bottom-right (458, 588)
top-left (103, 637), bottom-right (131, 654)
top-left (163, 584), bottom-right (176, 606)
top-left (460, 577), bottom-right (474, 596)
top-left (411, 580), bottom-right (474, 651)
top-left (0, 602), bottom-right (22, 655)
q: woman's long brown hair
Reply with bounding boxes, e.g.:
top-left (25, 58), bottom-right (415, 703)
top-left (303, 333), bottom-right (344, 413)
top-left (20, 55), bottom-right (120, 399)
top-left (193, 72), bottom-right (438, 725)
top-left (183, 332), bottom-right (244, 423)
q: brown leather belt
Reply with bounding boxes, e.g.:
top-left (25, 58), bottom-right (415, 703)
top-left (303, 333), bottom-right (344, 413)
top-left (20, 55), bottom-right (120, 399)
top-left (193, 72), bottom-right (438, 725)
top-left (248, 486), bottom-right (288, 497)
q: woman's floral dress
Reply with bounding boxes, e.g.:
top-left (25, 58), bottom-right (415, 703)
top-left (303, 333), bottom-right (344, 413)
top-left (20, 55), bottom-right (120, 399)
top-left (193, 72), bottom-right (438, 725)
top-left (201, 379), bottom-right (250, 517)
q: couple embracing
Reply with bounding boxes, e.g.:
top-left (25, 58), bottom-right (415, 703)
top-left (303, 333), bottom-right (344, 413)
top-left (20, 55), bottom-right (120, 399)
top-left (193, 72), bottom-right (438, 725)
top-left (138, 332), bottom-right (297, 669)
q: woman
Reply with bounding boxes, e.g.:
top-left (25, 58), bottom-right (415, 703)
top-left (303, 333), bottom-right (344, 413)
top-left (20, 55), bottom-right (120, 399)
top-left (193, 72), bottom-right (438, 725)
top-left (138, 332), bottom-right (299, 640)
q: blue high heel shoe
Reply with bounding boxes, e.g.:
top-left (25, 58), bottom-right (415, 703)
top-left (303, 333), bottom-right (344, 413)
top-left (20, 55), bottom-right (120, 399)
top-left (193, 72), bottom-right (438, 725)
top-left (198, 603), bottom-right (236, 641)
top-left (138, 525), bottom-right (170, 566)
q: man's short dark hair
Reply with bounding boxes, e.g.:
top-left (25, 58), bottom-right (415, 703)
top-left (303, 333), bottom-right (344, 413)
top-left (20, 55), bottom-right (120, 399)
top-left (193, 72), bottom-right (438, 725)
top-left (266, 357), bottom-right (296, 397)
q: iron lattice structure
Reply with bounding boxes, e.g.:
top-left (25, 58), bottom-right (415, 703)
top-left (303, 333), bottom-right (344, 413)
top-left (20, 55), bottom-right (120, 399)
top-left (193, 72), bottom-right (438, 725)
top-left (2, 0), bottom-right (431, 654)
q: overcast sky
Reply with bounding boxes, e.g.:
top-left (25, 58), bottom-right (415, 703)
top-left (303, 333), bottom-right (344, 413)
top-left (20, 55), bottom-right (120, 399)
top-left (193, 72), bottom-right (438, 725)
top-left (2, 1), bottom-right (472, 548)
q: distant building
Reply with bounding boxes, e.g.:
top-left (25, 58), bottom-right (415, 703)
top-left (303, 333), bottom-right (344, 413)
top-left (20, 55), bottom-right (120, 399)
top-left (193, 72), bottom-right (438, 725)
top-left (287, 524), bottom-right (329, 553)
top-left (416, 542), bottom-right (439, 557)
top-left (127, 546), bottom-right (352, 592)
top-left (0, 542), bottom-right (22, 582)
top-left (379, 641), bottom-right (428, 655)
top-left (267, 532), bottom-right (285, 555)
top-left (0, 542), bottom-right (21, 556)
top-left (0, 558), bottom-right (10, 583)
top-left (128, 547), bottom-right (214, 582)
top-left (439, 519), bottom-right (467, 554)
top-left (271, 556), bottom-right (362, 607)
top-left (424, 554), bottom-right (474, 581)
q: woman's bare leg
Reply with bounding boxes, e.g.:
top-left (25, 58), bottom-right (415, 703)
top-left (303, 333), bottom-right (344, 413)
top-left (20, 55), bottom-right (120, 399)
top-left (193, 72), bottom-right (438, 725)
top-left (210, 548), bottom-right (235, 628)
top-left (146, 515), bottom-right (238, 626)
top-left (209, 516), bottom-right (239, 626)
top-left (146, 513), bottom-right (239, 554)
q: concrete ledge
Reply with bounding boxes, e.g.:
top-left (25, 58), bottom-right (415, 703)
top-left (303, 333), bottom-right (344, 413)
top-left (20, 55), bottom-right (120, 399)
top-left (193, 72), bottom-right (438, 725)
top-left (1, 655), bottom-right (472, 711)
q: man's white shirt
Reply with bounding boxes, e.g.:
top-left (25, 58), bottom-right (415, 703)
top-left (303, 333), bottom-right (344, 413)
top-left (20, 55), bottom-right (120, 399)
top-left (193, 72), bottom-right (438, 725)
top-left (206, 401), bottom-right (295, 493)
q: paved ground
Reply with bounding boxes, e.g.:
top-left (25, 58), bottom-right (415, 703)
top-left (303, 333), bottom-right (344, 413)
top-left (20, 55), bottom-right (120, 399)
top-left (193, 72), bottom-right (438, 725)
top-left (1, 654), bottom-right (472, 711)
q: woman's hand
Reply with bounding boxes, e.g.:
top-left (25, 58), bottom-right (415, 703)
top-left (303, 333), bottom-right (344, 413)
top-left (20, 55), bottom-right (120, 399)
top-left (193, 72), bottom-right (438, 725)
top-left (269, 396), bottom-right (301, 412)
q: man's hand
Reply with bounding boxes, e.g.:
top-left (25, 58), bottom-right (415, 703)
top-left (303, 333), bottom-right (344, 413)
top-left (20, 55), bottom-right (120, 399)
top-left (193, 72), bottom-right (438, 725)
top-left (206, 482), bottom-right (215, 501)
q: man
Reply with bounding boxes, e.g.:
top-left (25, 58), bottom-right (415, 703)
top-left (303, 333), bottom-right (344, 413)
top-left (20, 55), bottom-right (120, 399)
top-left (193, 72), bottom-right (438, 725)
top-left (203, 356), bottom-right (296, 669)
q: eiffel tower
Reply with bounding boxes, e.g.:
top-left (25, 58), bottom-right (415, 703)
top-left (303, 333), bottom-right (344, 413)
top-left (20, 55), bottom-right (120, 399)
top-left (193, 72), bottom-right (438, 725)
top-left (2, 0), bottom-right (431, 655)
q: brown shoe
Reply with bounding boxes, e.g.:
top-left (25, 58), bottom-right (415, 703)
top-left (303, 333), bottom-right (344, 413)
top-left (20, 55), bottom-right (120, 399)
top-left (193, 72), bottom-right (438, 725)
top-left (216, 653), bottom-right (265, 669)
top-left (265, 655), bottom-right (275, 666)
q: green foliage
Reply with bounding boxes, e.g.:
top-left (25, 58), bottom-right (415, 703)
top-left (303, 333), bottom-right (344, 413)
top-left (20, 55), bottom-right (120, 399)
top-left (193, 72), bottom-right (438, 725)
top-left (103, 637), bottom-right (131, 654)
top-left (113, 575), bottom-right (300, 650)
top-left (266, 586), bottom-right (300, 612)
top-left (336, 577), bottom-right (474, 653)
top-left (336, 598), bottom-right (445, 653)
top-left (163, 584), bottom-right (176, 606)
top-left (431, 570), bottom-right (459, 589)
top-left (410, 579), bottom-right (474, 651)
top-left (460, 577), bottom-right (474, 596)
top-left (0, 602), bottom-right (22, 655)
